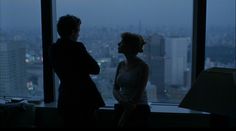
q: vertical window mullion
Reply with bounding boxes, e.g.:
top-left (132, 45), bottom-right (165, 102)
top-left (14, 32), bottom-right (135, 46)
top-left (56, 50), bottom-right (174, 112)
top-left (41, 0), bottom-right (55, 103)
top-left (191, 0), bottom-right (207, 84)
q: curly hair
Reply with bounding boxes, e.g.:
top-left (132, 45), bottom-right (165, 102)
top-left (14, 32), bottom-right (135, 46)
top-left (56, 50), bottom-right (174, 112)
top-left (121, 32), bottom-right (146, 53)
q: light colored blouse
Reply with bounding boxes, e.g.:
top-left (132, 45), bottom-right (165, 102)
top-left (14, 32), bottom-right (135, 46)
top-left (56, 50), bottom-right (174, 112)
top-left (116, 59), bottom-right (148, 105)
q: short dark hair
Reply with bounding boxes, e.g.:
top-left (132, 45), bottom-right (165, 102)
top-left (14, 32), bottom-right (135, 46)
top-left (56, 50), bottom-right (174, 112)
top-left (121, 32), bottom-right (146, 53)
top-left (57, 15), bottom-right (81, 38)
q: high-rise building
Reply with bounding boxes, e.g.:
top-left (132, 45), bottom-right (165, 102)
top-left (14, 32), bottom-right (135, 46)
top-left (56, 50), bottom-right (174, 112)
top-left (0, 40), bottom-right (27, 97)
top-left (144, 34), bottom-right (167, 102)
top-left (165, 37), bottom-right (191, 87)
top-left (144, 34), bottom-right (191, 102)
top-left (164, 37), bottom-right (191, 103)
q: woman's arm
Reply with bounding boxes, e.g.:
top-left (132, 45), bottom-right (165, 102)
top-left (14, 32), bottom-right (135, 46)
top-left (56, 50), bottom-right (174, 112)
top-left (130, 63), bottom-right (149, 104)
top-left (113, 62), bottom-right (125, 102)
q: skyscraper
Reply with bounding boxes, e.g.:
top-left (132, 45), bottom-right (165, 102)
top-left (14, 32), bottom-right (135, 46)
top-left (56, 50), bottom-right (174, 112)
top-left (144, 34), bottom-right (191, 102)
top-left (165, 37), bottom-right (191, 87)
top-left (144, 34), bottom-right (167, 102)
top-left (0, 40), bottom-right (27, 97)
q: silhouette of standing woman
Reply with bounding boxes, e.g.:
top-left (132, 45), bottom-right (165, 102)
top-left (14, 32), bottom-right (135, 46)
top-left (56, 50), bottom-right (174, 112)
top-left (50, 15), bottom-right (105, 128)
top-left (113, 32), bottom-right (150, 128)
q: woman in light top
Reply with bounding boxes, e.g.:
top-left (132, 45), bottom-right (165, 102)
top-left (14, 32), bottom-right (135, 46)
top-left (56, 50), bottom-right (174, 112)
top-left (113, 32), bottom-right (150, 128)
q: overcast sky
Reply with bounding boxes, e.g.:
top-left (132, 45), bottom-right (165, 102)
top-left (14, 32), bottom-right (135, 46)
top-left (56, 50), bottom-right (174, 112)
top-left (0, 0), bottom-right (235, 30)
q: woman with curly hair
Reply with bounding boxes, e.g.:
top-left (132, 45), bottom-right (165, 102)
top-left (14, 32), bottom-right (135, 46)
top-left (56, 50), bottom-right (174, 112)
top-left (113, 32), bottom-right (150, 128)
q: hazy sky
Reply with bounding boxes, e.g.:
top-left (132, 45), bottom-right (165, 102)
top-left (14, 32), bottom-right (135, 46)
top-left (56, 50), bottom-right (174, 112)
top-left (0, 0), bottom-right (235, 30)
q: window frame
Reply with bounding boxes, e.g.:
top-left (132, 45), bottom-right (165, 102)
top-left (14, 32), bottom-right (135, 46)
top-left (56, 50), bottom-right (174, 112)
top-left (191, 0), bottom-right (207, 83)
top-left (41, 0), bottom-right (55, 103)
top-left (41, 0), bottom-right (208, 107)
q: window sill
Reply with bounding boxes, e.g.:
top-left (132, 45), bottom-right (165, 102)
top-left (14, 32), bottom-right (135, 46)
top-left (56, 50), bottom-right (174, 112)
top-left (100, 103), bottom-right (208, 114)
top-left (34, 102), bottom-right (57, 108)
top-left (32, 101), bottom-right (208, 115)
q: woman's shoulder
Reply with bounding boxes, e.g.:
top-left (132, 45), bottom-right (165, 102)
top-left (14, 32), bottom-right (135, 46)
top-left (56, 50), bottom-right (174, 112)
top-left (137, 58), bottom-right (149, 69)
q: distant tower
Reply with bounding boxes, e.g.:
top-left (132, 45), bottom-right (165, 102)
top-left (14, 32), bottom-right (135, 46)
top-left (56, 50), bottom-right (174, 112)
top-left (144, 34), bottom-right (191, 102)
top-left (164, 37), bottom-right (190, 87)
top-left (138, 20), bottom-right (142, 33)
top-left (0, 0), bottom-right (2, 19)
top-left (143, 34), bottom-right (167, 102)
top-left (0, 40), bottom-right (27, 97)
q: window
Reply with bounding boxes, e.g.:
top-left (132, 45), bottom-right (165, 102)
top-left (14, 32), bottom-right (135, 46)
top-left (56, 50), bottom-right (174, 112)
top-left (0, 0), bottom-right (43, 100)
top-left (56, 0), bottom-right (193, 105)
top-left (205, 0), bottom-right (236, 69)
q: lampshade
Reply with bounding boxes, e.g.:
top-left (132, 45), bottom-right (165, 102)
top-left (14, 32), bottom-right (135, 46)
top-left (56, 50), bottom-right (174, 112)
top-left (179, 67), bottom-right (236, 118)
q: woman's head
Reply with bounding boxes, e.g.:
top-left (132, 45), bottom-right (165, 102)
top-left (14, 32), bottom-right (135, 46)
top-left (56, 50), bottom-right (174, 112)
top-left (118, 32), bottom-right (146, 55)
top-left (57, 15), bottom-right (81, 41)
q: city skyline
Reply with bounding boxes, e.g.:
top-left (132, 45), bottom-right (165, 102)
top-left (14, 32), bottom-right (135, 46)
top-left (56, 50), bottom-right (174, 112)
top-left (0, 25), bottom-right (235, 103)
top-left (0, 0), bottom-right (235, 104)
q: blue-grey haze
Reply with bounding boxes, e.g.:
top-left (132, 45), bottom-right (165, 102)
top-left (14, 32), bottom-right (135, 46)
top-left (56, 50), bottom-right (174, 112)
top-left (0, 0), bottom-right (235, 30)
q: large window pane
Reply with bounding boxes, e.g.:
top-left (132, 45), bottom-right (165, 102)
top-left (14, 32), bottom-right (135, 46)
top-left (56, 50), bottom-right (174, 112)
top-left (56, 0), bottom-right (193, 105)
top-left (0, 0), bottom-right (43, 100)
top-left (205, 0), bottom-right (236, 69)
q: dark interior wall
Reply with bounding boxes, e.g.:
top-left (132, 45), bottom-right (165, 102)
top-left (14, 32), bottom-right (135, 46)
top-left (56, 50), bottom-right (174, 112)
top-left (35, 107), bottom-right (64, 128)
top-left (0, 104), bottom-right (35, 128)
top-left (35, 107), bottom-right (212, 128)
top-left (96, 109), bottom-right (211, 128)
top-left (1, 107), bottom-right (235, 128)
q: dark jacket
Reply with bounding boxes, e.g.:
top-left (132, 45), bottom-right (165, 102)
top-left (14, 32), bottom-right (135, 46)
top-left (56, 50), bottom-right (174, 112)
top-left (50, 38), bottom-right (105, 110)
